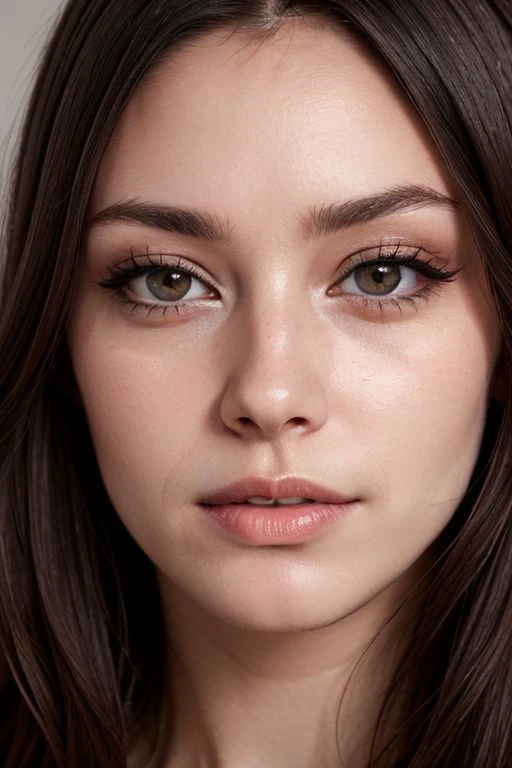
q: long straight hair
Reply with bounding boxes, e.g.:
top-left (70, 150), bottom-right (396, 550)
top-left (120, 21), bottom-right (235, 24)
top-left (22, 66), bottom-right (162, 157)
top-left (1, 1), bottom-right (511, 765)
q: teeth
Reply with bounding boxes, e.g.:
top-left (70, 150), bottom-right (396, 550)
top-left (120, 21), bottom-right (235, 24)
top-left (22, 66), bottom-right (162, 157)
top-left (244, 496), bottom-right (314, 506)
top-left (277, 497), bottom-right (313, 504)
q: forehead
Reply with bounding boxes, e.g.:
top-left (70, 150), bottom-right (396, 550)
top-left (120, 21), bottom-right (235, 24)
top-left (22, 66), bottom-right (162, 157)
top-left (90, 17), bottom-right (456, 229)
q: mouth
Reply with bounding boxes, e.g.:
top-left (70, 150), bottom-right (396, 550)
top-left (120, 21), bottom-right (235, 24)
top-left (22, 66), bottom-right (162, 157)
top-left (199, 476), bottom-right (354, 507)
top-left (198, 476), bottom-right (358, 546)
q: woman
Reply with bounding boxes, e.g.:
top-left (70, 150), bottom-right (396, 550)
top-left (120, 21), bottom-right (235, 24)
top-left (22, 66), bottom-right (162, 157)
top-left (1, 1), bottom-right (511, 766)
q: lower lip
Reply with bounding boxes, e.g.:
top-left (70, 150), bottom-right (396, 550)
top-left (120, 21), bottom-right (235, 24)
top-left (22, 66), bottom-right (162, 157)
top-left (200, 502), bottom-right (356, 545)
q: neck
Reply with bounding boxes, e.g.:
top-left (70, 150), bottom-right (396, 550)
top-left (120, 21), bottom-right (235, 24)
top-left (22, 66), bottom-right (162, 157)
top-left (153, 575), bottom-right (420, 768)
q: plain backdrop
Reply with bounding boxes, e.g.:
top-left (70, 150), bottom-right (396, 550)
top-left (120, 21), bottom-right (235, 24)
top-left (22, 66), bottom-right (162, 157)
top-left (0, 0), bottom-right (65, 175)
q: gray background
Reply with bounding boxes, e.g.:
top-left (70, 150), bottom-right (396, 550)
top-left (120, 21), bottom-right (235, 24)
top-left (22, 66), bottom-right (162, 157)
top-left (0, 0), bottom-right (65, 176)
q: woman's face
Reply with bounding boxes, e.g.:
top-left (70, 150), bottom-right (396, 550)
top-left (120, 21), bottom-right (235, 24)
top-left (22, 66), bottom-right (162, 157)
top-left (69, 19), bottom-right (500, 631)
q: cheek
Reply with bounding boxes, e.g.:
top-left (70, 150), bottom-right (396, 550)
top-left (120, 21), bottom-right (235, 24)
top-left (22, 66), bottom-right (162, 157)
top-left (70, 333), bottom-right (212, 511)
top-left (339, 318), bottom-right (496, 546)
top-left (369, 364), bottom-right (486, 508)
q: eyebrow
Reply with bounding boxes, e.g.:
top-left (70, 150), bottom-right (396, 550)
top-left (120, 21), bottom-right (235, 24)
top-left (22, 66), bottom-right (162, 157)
top-left (87, 184), bottom-right (460, 242)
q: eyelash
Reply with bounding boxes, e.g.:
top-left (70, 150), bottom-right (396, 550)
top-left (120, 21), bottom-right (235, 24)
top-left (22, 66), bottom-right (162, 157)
top-left (97, 252), bottom-right (217, 319)
top-left (96, 245), bottom-right (461, 319)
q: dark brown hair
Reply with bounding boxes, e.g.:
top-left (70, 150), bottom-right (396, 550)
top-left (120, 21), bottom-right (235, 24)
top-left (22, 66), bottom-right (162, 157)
top-left (1, 1), bottom-right (511, 765)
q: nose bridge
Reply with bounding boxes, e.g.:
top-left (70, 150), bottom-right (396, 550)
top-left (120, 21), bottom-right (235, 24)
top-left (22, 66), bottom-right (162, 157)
top-left (240, 305), bottom-right (295, 395)
top-left (245, 291), bottom-right (303, 375)
top-left (245, 263), bottom-right (310, 354)
top-left (219, 284), bottom-right (328, 438)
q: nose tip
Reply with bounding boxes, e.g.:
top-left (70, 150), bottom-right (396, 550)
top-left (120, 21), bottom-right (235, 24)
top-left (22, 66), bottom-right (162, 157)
top-left (219, 366), bottom-right (328, 441)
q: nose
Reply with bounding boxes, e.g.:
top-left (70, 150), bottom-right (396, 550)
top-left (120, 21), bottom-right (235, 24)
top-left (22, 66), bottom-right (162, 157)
top-left (219, 300), bottom-right (329, 440)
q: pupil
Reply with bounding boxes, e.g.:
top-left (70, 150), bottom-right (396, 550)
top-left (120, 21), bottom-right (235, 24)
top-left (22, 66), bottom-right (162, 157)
top-left (355, 264), bottom-right (401, 295)
top-left (147, 270), bottom-right (191, 301)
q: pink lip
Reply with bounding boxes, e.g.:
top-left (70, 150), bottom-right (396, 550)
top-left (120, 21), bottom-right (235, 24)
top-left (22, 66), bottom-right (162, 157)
top-left (198, 476), bottom-right (358, 546)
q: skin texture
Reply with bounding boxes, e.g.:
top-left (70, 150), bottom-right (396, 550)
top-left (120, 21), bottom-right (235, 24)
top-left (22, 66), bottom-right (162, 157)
top-left (69, 17), bottom-right (501, 768)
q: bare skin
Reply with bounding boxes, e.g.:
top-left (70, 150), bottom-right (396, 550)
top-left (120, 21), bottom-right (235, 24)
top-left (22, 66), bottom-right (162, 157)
top-left (69, 17), bottom-right (501, 768)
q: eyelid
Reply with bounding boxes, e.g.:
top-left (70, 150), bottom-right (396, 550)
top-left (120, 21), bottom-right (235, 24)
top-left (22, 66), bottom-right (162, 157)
top-left (116, 250), bottom-right (216, 282)
top-left (333, 244), bottom-right (458, 282)
top-left (105, 244), bottom-right (455, 283)
top-left (341, 239), bottom-right (446, 262)
top-left (103, 251), bottom-right (220, 293)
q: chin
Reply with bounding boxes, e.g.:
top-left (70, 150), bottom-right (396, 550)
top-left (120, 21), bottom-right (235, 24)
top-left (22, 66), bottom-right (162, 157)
top-left (186, 579), bottom-right (386, 634)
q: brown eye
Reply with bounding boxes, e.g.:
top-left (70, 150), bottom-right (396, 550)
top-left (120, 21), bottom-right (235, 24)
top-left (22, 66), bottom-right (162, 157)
top-left (145, 269), bottom-right (192, 301)
top-left (354, 264), bottom-right (402, 295)
top-left (125, 265), bottom-right (214, 304)
top-left (335, 260), bottom-right (418, 298)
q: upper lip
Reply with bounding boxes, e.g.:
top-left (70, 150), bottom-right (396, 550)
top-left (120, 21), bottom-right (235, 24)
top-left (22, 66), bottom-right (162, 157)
top-left (199, 476), bottom-right (355, 505)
